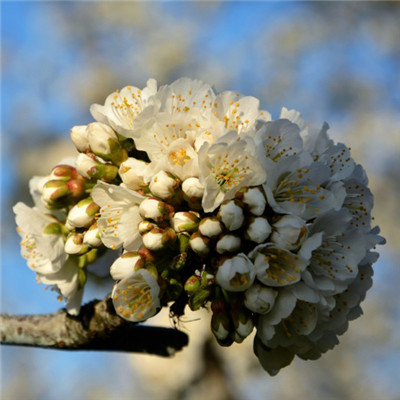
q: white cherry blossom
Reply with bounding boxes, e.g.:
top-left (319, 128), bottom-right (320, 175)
top-left (250, 243), bottom-right (309, 287)
top-left (91, 181), bottom-right (144, 251)
top-left (214, 90), bottom-right (270, 134)
top-left (216, 254), bottom-right (256, 292)
top-left (14, 202), bottom-right (67, 274)
top-left (255, 119), bottom-right (303, 164)
top-left (90, 79), bottom-right (158, 138)
top-left (39, 260), bottom-right (83, 316)
top-left (112, 269), bottom-right (160, 322)
top-left (263, 155), bottom-right (345, 220)
top-left (198, 132), bottom-right (266, 212)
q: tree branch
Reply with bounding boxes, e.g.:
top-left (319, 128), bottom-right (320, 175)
top-left (0, 297), bottom-right (188, 356)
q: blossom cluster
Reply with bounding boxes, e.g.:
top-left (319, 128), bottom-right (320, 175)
top-left (14, 78), bottom-right (384, 374)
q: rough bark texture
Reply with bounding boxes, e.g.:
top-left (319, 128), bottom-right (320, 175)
top-left (0, 297), bottom-right (188, 356)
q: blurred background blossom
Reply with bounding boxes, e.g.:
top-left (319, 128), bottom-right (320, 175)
top-left (1, 2), bottom-right (399, 399)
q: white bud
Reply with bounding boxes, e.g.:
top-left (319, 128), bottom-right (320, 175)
top-left (138, 220), bottom-right (156, 235)
top-left (271, 215), bottom-right (308, 250)
top-left (182, 177), bottom-right (204, 199)
top-left (171, 211), bottom-right (200, 233)
top-left (64, 233), bottom-right (87, 255)
top-left (83, 224), bottom-right (102, 247)
top-left (66, 198), bottom-right (99, 228)
top-left (142, 231), bottom-right (164, 250)
top-left (149, 171), bottom-right (179, 200)
top-left (76, 153), bottom-right (98, 178)
top-left (70, 125), bottom-right (89, 152)
top-left (244, 284), bottom-right (277, 314)
top-left (142, 228), bottom-right (176, 251)
top-left (119, 158), bottom-right (147, 190)
top-left (245, 217), bottom-right (272, 243)
top-left (243, 187), bottom-right (266, 216)
top-left (139, 198), bottom-right (172, 222)
top-left (213, 321), bottom-right (230, 341)
top-left (216, 235), bottom-right (241, 254)
top-left (189, 232), bottom-right (210, 256)
top-left (41, 183), bottom-right (62, 205)
top-left (87, 122), bottom-right (119, 156)
top-left (219, 200), bottom-right (244, 231)
top-left (110, 252), bottom-right (144, 280)
top-left (199, 217), bottom-right (223, 238)
top-left (236, 319), bottom-right (254, 338)
top-left (216, 254), bottom-right (255, 292)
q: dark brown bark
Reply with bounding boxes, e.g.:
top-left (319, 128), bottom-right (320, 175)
top-left (0, 297), bottom-right (188, 356)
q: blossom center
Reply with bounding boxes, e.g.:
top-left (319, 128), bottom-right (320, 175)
top-left (169, 148), bottom-right (191, 166)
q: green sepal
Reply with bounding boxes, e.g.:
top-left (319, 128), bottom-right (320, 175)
top-left (189, 287), bottom-right (211, 311)
top-left (78, 267), bottom-right (87, 289)
top-left (178, 233), bottom-right (190, 253)
top-left (43, 222), bottom-right (62, 235)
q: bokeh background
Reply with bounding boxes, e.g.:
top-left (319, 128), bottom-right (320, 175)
top-left (1, 2), bottom-right (400, 399)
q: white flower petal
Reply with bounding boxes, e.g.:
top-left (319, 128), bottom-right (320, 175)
top-left (90, 79), bottom-right (158, 138)
top-left (256, 119), bottom-right (303, 163)
top-left (92, 182), bottom-right (144, 250)
top-left (112, 269), bottom-right (160, 322)
top-left (199, 133), bottom-right (266, 212)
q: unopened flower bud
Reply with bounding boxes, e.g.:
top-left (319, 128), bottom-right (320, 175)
top-left (236, 187), bottom-right (266, 216)
top-left (211, 312), bottom-right (232, 341)
top-left (182, 177), bottom-right (204, 210)
top-left (83, 224), bottom-right (102, 247)
top-left (244, 284), bottom-right (277, 314)
top-left (200, 270), bottom-right (215, 286)
top-left (171, 211), bottom-right (200, 233)
top-left (42, 180), bottom-right (70, 206)
top-left (245, 217), bottom-right (272, 243)
top-left (182, 177), bottom-right (204, 199)
top-left (76, 153), bottom-right (118, 182)
top-left (218, 200), bottom-right (244, 231)
top-left (110, 252), bottom-right (145, 280)
top-left (49, 165), bottom-right (82, 181)
top-left (211, 299), bottom-right (232, 340)
top-left (42, 178), bottom-right (88, 208)
top-left (64, 233), bottom-right (89, 255)
top-left (231, 332), bottom-right (246, 344)
top-left (119, 158), bottom-right (147, 190)
top-left (189, 231), bottom-right (210, 256)
top-left (216, 234), bottom-right (241, 254)
top-left (216, 254), bottom-right (256, 292)
top-left (229, 300), bottom-right (254, 339)
top-left (70, 125), bottom-right (89, 152)
top-left (184, 274), bottom-right (201, 294)
top-left (171, 251), bottom-right (187, 270)
top-left (138, 220), bottom-right (157, 235)
top-left (271, 215), bottom-right (308, 250)
top-left (149, 171), bottom-right (180, 200)
top-left (199, 217), bottom-right (223, 238)
top-left (87, 122), bottom-right (127, 165)
top-left (66, 197), bottom-right (99, 228)
top-left (139, 198), bottom-right (174, 222)
top-left (142, 228), bottom-right (176, 250)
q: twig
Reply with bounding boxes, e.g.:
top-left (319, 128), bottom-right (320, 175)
top-left (0, 297), bottom-right (188, 357)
